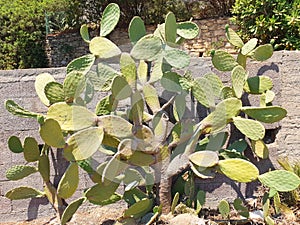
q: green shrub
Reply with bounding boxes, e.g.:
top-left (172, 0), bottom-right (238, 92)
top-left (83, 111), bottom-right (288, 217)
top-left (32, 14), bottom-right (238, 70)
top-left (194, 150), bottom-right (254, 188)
top-left (232, 0), bottom-right (300, 50)
top-left (0, 0), bottom-right (65, 70)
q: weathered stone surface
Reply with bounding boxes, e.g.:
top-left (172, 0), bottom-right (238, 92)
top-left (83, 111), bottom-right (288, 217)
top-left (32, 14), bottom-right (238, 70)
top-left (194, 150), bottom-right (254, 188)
top-left (0, 51), bottom-right (299, 222)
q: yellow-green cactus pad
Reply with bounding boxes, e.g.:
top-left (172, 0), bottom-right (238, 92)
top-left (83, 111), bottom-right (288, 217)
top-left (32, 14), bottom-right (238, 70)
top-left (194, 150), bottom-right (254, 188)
top-left (233, 116), bottom-right (265, 140)
top-left (212, 50), bottom-right (239, 72)
top-left (241, 38), bottom-right (257, 55)
top-left (57, 162), bottom-right (79, 199)
top-left (258, 170), bottom-right (300, 192)
top-left (241, 106), bottom-right (287, 123)
top-left (218, 158), bottom-right (259, 182)
top-left (225, 26), bottom-right (244, 48)
top-left (35, 73), bottom-right (56, 106)
top-left (23, 137), bottom-right (40, 162)
top-left (61, 197), bottom-right (86, 225)
top-left (244, 75), bottom-right (273, 94)
top-left (111, 75), bottom-right (132, 100)
top-left (40, 119), bottom-right (65, 148)
top-left (47, 102), bottom-right (97, 131)
top-left (251, 139), bottom-right (269, 159)
top-left (124, 198), bottom-right (153, 219)
top-left (189, 151), bottom-right (219, 168)
top-left (231, 65), bottom-right (247, 98)
top-left (177, 21), bottom-right (199, 39)
top-left (6, 165), bottom-right (37, 181)
top-left (100, 3), bottom-right (120, 37)
top-left (89, 37), bottom-right (121, 58)
top-left (5, 186), bottom-right (44, 200)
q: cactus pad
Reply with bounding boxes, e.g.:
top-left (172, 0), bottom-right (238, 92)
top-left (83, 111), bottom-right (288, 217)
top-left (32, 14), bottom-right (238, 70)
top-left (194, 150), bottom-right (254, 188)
top-left (231, 65), bottom-right (247, 98)
top-left (241, 106), bottom-right (287, 123)
top-left (123, 198), bottom-right (153, 219)
top-left (130, 35), bottom-right (162, 60)
top-left (143, 84), bottom-right (160, 113)
top-left (38, 154), bottom-right (50, 182)
top-left (204, 73), bottom-right (224, 98)
top-left (190, 164), bottom-right (215, 179)
top-left (80, 24), bottom-right (90, 43)
top-left (65, 127), bottom-right (104, 160)
top-left (47, 102), bottom-right (97, 131)
top-left (35, 73), bottom-right (56, 106)
top-left (218, 199), bottom-right (230, 218)
top-left (177, 21), bottom-right (199, 39)
top-left (111, 75), bottom-right (132, 100)
top-left (244, 75), bottom-right (273, 94)
top-left (218, 158), bottom-right (259, 182)
top-left (5, 186), bottom-right (44, 200)
top-left (66, 54), bottom-right (95, 75)
top-left (165, 12), bottom-right (177, 45)
top-left (40, 119), bottom-right (65, 148)
top-left (225, 26), bottom-right (244, 48)
top-left (212, 50), bottom-right (239, 72)
top-left (6, 165), bottom-right (38, 181)
top-left (5, 100), bottom-right (39, 119)
top-left (251, 44), bottom-right (273, 61)
top-left (258, 170), bottom-right (300, 192)
top-left (189, 151), bottom-right (219, 168)
top-left (129, 16), bottom-right (146, 45)
top-left (23, 137), bottom-right (40, 162)
top-left (57, 162), bottom-right (79, 199)
top-left (251, 139), bottom-right (269, 159)
top-left (161, 72), bottom-right (182, 93)
top-left (241, 38), bottom-right (258, 55)
top-left (97, 115), bottom-right (133, 139)
top-left (61, 197), bottom-right (86, 225)
top-left (233, 116), bottom-right (265, 141)
top-left (164, 48), bottom-right (190, 69)
top-left (100, 3), bottom-right (120, 37)
top-left (95, 95), bottom-right (114, 116)
top-left (85, 181), bottom-right (119, 204)
top-left (63, 71), bottom-right (86, 102)
top-left (8, 136), bottom-right (23, 153)
top-left (44, 82), bottom-right (65, 104)
top-left (192, 77), bottom-right (214, 108)
top-left (220, 86), bottom-right (234, 99)
top-left (120, 53), bottom-right (137, 88)
top-left (89, 37), bottom-right (121, 58)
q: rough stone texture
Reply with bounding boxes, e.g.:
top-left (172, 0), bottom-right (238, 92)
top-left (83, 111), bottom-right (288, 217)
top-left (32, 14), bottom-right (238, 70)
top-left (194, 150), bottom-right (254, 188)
top-left (46, 18), bottom-right (237, 67)
top-left (0, 51), bottom-right (299, 222)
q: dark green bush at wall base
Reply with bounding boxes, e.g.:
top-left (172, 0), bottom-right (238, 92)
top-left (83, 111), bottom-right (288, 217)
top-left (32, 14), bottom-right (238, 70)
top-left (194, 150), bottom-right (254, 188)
top-left (232, 0), bottom-right (300, 50)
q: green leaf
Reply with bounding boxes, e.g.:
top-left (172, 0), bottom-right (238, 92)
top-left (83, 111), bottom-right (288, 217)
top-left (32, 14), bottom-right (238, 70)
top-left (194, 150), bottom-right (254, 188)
top-left (100, 3), bottom-right (120, 37)
top-left (244, 75), bottom-right (273, 94)
top-left (124, 198), bottom-right (153, 219)
top-left (57, 162), bottom-right (79, 199)
top-left (6, 165), bottom-right (37, 181)
top-left (241, 106), bottom-right (287, 123)
top-left (241, 38), bottom-right (257, 55)
top-left (5, 100), bottom-right (39, 119)
top-left (66, 54), bottom-right (95, 75)
top-left (47, 102), bottom-right (97, 131)
top-left (177, 21), bottom-right (199, 39)
top-left (233, 117), bottom-right (265, 140)
top-left (164, 48), bottom-right (190, 68)
top-left (63, 71), bottom-right (86, 102)
top-left (130, 35), bottom-right (162, 61)
top-left (111, 76), bottom-right (132, 100)
top-left (251, 44), bottom-right (273, 61)
top-left (165, 12), bottom-right (177, 45)
top-left (80, 24), bottom-right (90, 43)
top-left (8, 136), bottom-right (23, 153)
top-left (231, 65), bottom-right (247, 98)
top-left (23, 137), bottom-right (40, 162)
top-left (44, 82), bottom-right (65, 104)
top-left (5, 187), bottom-right (44, 200)
top-left (40, 119), bottom-right (65, 148)
top-left (218, 158), bottom-right (259, 182)
top-left (35, 73), bottom-right (56, 106)
top-left (89, 37), bottom-right (121, 58)
top-left (212, 50), bottom-right (239, 72)
top-left (65, 127), bottom-right (104, 160)
top-left (258, 170), bottom-right (300, 192)
top-left (61, 197), bottom-right (86, 225)
top-left (225, 26), bottom-right (244, 48)
top-left (128, 16), bottom-right (146, 45)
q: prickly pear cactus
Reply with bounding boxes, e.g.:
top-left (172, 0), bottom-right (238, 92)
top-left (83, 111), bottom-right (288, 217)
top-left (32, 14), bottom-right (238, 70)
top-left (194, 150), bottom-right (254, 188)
top-left (4, 3), bottom-right (288, 224)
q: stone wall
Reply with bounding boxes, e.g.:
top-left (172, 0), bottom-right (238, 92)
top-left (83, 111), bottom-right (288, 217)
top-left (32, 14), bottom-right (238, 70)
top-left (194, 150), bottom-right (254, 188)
top-left (1, 51), bottom-right (299, 222)
top-left (46, 17), bottom-right (237, 67)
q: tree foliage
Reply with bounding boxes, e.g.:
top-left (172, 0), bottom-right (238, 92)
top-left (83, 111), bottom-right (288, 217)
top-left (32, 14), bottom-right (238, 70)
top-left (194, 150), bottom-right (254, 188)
top-left (232, 0), bottom-right (300, 50)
